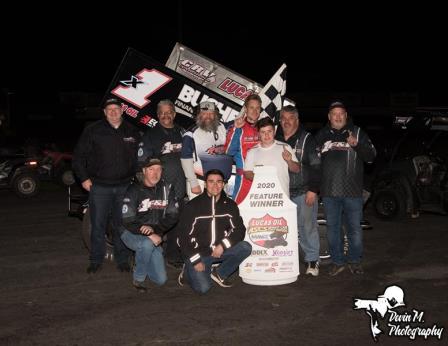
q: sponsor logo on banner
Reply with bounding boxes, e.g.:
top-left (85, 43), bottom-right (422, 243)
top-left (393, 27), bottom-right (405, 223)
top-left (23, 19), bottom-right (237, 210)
top-left (112, 70), bottom-right (173, 108)
top-left (104, 48), bottom-right (242, 129)
top-left (251, 249), bottom-right (268, 256)
top-left (272, 249), bottom-right (293, 257)
top-left (281, 262), bottom-right (293, 266)
top-left (247, 214), bottom-right (288, 248)
top-left (279, 268), bottom-right (293, 272)
top-left (176, 84), bottom-right (240, 122)
top-left (218, 78), bottom-right (254, 100)
top-left (178, 59), bottom-right (216, 83)
top-left (353, 285), bottom-right (444, 342)
top-left (166, 43), bottom-right (263, 106)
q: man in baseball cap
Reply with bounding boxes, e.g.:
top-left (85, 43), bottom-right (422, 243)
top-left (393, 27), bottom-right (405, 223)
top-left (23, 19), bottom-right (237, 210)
top-left (315, 100), bottom-right (376, 277)
top-left (328, 101), bottom-right (346, 112)
top-left (103, 98), bottom-right (122, 109)
top-left (199, 100), bottom-right (218, 112)
top-left (73, 95), bottom-right (140, 275)
top-left (120, 156), bottom-right (179, 292)
top-left (142, 158), bottom-right (162, 168)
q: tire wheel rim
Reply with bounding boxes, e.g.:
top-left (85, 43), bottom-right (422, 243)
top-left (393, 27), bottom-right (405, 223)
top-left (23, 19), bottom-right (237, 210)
top-left (19, 178), bottom-right (35, 194)
top-left (379, 195), bottom-right (397, 216)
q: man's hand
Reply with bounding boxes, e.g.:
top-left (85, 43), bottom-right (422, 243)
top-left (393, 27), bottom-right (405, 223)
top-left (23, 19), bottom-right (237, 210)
top-left (140, 225), bottom-right (154, 235)
top-left (282, 145), bottom-right (293, 162)
top-left (81, 179), bottom-right (92, 192)
top-left (194, 262), bottom-right (205, 272)
top-left (305, 191), bottom-right (317, 206)
top-left (283, 145), bottom-right (300, 173)
top-left (347, 130), bottom-right (358, 147)
top-left (191, 185), bottom-right (202, 195)
top-left (243, 170), bottom-right (254, 181)
top-left (234, 113), bottom-right (247, 128)
top-left (148, 233), bottom-right (162, 246)
top-left (211, 244), bottom-right (224, 258)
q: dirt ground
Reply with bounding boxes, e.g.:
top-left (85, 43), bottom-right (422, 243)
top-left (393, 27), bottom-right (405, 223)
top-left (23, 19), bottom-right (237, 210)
top-left (0, 186), bottom-right (446, 345)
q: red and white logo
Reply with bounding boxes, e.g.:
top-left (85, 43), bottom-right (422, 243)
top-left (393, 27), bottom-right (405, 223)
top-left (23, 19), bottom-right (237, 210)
top-left (247, 214), bottom-right (288, 249)
top-left (112, 69), bottom-right (172, 108)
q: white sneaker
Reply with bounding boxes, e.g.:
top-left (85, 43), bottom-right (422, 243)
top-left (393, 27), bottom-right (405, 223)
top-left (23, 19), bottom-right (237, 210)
top-left (306, 261), bottom-right (319, 276)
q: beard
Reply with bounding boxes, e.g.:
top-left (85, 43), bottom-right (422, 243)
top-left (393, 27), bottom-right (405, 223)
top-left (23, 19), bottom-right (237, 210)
top-left (197, 116), bottom-right (220, 132)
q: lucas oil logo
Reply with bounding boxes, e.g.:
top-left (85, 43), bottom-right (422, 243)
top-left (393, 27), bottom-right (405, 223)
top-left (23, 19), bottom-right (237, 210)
top-left (247, 214), bottom-right (288, 249)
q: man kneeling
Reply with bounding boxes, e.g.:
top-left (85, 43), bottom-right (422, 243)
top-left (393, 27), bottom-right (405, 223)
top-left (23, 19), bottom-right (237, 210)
top-left (121, 158), bottom-right (179, 292)
top-left (177, 169), bottom-right (251, 294)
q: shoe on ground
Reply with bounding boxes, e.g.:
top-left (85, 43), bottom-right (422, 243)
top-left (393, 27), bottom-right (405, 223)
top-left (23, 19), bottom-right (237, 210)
top-left (328, 264), bottom-right (346, 277)
top-left (132, 280), bottom-right (147, 293)
top-left (210, 267), bottom-right (233, 288)
top-left (177, 265), bottom-right (185, 287)
top-left (348, 263), bottom-right (364, 275)
top-left (117, 262), bottom-right (131, 272)
top-left (305, 261), bottom-right (319, 276)
top-left (86, 263), bottom-right (102, 274)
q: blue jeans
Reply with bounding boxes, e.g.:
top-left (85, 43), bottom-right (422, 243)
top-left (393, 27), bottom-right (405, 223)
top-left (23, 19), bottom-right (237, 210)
top-left (184, 241), bottom-right (252, 294)
top-left (291, 194), bottom-right (320, 262)
top-left (322, 197), bottom-right (363, 265)
top-left (120, 230), bottom-right (167, 285)
top-left (89, 183), bottom-right (130, 264)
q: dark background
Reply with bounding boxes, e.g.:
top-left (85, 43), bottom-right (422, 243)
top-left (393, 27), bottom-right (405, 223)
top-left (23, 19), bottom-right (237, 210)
top-left (1, 2), bottom-right (447, 146)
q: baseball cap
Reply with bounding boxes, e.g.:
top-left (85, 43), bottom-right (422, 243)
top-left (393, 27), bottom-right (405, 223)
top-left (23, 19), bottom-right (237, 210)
top-left (103, 98), bottom-right (122, 108)
top-left (142, 158), bottom-right (163, 168)
top-left (199, 101), bottom-right (217, 112)
top-left (328, 101), bottom-right (347, 112)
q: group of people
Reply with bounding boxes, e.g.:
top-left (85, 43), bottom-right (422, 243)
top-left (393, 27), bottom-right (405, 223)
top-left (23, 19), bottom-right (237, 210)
top-left (73, 94), bottom-right (376, 294)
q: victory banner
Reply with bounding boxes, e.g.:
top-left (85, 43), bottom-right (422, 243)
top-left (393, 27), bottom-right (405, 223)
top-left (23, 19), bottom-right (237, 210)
top-left (104, 48), bottom-right (242, 129)
top-left (239, 166), bottom-right (300, 285)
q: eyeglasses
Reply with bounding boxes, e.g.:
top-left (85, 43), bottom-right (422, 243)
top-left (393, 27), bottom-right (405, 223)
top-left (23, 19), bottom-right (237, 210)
top-left (158, 112), bottom-right (174, 116)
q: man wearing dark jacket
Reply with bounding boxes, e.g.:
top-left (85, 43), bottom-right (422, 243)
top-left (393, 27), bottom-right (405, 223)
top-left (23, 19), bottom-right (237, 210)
top-left (121, 158), bottom-right (179, 292)
top-left (73, 98), bottom-right (140, 274)
top-left (276, 105), bottom-right (321, 276)
top-left (177, 169), bottom-right (251, 294)
top-left (315, 101), bottom-right (376, 276)
top-left (138, 99), bottom-right (185, 268)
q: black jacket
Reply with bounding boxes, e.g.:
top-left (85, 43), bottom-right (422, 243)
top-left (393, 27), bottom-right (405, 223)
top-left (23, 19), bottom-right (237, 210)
top-left (177, 191), bottom-right (246, 265)
top-left (138, 123), bottom-right (186, 199)
top-left (315, 123), bottom-right (376, 198)
top-left (73, 119), bottom-right (140, 185)
top-left (276, 127), bottom-right (321, 196)
top-left (121, 179), bottom-right (179, 236)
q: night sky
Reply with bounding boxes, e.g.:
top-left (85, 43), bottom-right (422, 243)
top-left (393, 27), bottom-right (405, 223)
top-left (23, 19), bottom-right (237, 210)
top-left (1, 3), bottom-right (447, 106)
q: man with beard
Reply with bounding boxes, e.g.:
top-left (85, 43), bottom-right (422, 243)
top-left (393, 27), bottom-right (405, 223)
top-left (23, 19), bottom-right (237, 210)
top-left (225, 94), bottom-right (261, 204)
top-left (181, 101), bottom-right (233, 200)
top-left (138, 99), bottom-right (185, 268)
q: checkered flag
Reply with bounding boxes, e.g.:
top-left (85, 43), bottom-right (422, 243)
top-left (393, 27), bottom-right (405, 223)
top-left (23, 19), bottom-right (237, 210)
top-left (259, 64), bottom-right (287, 123)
